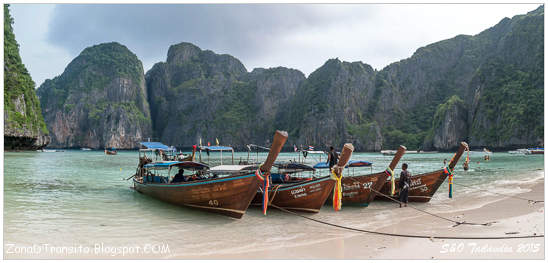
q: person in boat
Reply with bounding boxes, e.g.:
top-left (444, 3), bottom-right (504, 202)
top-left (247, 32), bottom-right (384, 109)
top-left (443, 159), bottom-right (447, 168)
top-left (399, 163), bottom-right (411, 208)
top-left (171, 168), bottom-right (185, 183)
top-left (327, 146), bottom-right (339, 170)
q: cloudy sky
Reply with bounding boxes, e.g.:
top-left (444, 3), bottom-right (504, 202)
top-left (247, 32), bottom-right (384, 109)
top-left (10, 3), bottom-right (541, 87)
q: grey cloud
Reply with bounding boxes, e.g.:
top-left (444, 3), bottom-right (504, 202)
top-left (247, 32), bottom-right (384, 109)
top-left (47, 4), bottom-right (374, 73)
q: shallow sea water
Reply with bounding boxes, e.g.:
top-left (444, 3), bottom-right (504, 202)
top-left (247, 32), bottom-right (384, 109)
top-left (3, 150), bottom-right (544, 258)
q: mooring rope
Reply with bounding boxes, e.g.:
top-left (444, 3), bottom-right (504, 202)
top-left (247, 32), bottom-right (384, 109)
top-left (452, 181), bottom-right (544, 204)
top-left (268, 185), bottom-right (282, 205)
top-left (269, 204), bottom-right (544, 240)
top-left (369, 188), bottom-right (495, 227)
top-left (342, 175), bottom-right (491, 227)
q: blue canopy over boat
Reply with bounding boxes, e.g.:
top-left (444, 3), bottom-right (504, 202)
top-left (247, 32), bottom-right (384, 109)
top-left (348, 160), bottom-right (372, 167)
top-left (143, 161), bottom-right (180, 168)
top-left (143, 161), bottom-right (209, 170)
top-left (140, 142), bottom-right (170, 151)
top-left (313, 160), bottom-right (372, 169)
top-left (313, 162), bottom-right (329, 169)
top-left (200, 146), bottom-right (233, 151)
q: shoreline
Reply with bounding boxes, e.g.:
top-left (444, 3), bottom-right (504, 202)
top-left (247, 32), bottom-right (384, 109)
top-left (4, 171), bottom-right (544, 260)
top-left (183, 175), bottom-right (544, 259)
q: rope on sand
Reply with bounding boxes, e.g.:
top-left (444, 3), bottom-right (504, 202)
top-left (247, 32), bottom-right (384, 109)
top-left (452, 181), bottom-right (544, 204)
top-left (270, 204), bottom-right (544, 240)
top-left (369, 188), bottom-right (495, 227)
top-left (344, 175), bottom-right (493, 227)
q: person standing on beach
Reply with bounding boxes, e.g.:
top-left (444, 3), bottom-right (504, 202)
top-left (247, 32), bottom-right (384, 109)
top-left (327, 146), bottom-right (339, 170)
top-left (399, 163), bottom-right (411, 208)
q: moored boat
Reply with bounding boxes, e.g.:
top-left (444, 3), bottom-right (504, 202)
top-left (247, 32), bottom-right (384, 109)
top-left (251, 144), bottom-right (354, 213)
top-left (132, 130), bottom-right (288, 218)
top-left (376, 142), bottom-right (468, 202)
top-left (324, 145), bottom-right (407, 206)
top-left (251, 175), bottom-right (335, 213)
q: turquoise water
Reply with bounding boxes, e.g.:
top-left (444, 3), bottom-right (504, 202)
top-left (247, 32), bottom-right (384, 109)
top-left (3, 150), bottom-right (544, 258)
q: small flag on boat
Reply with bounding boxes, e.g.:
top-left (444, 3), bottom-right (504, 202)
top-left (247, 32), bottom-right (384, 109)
top-left (216, 138), bottom-right (220, 146)
top-left (208, 141), bottom-right (211, 147)
top-left (294, 144), bottom-right (298, 152)
top-left (308, 145), bottom-right (314, 151)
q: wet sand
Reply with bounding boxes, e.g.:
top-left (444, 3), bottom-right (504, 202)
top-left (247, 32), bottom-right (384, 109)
top-left (197, 176), bottom-right (544, 259)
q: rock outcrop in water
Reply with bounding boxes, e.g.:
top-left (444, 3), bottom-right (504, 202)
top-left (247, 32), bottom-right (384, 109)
top-left (4, 5), bottom-right (50, 150)
top-left (37, 42), bottom-right (152, 149)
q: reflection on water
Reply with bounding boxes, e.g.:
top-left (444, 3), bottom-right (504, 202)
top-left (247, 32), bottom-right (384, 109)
top-left (4, 150), bottom-right (544, 256)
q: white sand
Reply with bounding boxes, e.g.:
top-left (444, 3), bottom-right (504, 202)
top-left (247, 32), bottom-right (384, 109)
top-left (5, 176), bottom-right (544, 260)
top-left (194, 177), bottom-right (545, 259)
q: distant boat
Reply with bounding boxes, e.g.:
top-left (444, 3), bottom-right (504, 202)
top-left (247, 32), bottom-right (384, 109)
top-left (81, 147), bottom-right (92, 151)
top-left (105, 147), bottom-right (117, 155)
top-left (37, 149), bottom-right (62, 153)
top-left (508, 148), bottom-right (529, 154)
top-left (527, 147), bottom-right (544, 154)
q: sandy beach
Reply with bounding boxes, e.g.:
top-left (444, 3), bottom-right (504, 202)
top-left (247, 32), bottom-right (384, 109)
top-left (4, 153), bottom-right (544, 260)
top-left (191, 176), bottom-right (545, 260)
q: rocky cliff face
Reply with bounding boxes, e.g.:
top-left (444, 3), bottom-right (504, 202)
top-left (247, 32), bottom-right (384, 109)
top-left (371, 5), bottom-right (544, 150)
top-left (281, 59), bottom-right (382, 150)
top-left (146, 42), bottom-right (305, 148)
top-left (37, 42), bottom-right (152, 149)
top-left (424, 96), bottom-right (469, 150)
top-left (4, 5), bottom-right (50, 150)
top-left (35, 6), bottom-right (543, 151)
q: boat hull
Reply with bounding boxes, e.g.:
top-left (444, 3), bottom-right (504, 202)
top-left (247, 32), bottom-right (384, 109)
top-left (376, 169), bottom-right (447, 202)
top-left (252, 176), bottom-right (335, 213)
top-left (134, 173), bottom-right (260, 219)
top-left (326, 171), bottom-right (389, 206)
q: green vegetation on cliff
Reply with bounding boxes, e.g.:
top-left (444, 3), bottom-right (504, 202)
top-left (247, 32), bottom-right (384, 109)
top-left (37, 5), bottom-right (543, 151)
top-left (37, 42), bottom-right (152, 149)
top-left (4, 4), bottom-right (48, 137)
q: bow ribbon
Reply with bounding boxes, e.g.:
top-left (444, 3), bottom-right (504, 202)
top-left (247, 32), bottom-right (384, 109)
top-left (444, 167), bottom-right (454, 198)
top-left (330, 166), bottom-right (343, 211)
top-left (255, 165), bottom-right (270, 215)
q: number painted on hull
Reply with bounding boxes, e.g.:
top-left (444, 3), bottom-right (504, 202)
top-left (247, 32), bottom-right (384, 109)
top-left (208, 200), bottom-right (219, 206)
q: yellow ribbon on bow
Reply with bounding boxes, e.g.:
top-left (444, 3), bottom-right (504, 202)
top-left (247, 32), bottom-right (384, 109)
top-left (330, 167), bottom-right (343, 211)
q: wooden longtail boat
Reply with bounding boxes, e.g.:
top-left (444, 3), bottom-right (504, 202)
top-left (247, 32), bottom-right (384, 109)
top-left (252, 144), bottom-right (354, 213)
top-left (132, 130), bottom-right (288, 219)
top-left (376, 142), bottom-right (468, 202)
top-left (325, 145), bottom-right (406, 206)
top-left (251, 175), bottom-right (335, 213)
top-left (105, 147), bottom-right (117, 155)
